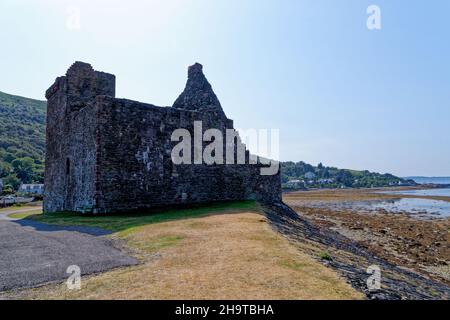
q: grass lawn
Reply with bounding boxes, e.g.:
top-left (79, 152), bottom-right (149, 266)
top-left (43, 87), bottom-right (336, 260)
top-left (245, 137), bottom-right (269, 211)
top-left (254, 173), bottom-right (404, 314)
top-left (5, 201), bottom-right (363, 300)
top-left (21, 201), bottom-right (259, 234)
top-left (8, 210), bottom-right (43, 219)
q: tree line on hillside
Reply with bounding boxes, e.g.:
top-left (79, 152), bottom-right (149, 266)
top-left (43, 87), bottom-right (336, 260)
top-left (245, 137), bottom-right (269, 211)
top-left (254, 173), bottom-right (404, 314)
top-left (281, 161), bottom-right (416, 189)
top-left (0, 91), bottom-right (46, 194)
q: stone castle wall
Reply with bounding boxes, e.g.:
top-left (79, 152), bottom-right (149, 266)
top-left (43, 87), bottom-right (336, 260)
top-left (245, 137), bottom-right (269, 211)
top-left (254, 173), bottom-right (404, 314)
top-left (44, 62), bottom-right (115, 213)
top-left (44, 62), bottom-right (281, 213)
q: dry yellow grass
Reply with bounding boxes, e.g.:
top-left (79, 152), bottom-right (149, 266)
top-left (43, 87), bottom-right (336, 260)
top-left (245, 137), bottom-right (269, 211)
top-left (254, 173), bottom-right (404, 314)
top-left (17, 212), bottom-right (363, 300)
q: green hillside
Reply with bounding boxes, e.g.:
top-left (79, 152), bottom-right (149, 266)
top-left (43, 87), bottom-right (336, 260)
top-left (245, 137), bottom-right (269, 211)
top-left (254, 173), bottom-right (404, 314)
top-left (0, 91), bottom-right (46, 191)
top-left (281, 161), bottom-right (416, 189)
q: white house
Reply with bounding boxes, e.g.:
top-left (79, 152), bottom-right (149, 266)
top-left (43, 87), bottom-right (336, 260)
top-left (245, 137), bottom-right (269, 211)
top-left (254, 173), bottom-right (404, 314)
top-left (318, 178), bottom-right (334, 184)
top-left (18, 184), bottom-right (44, 195)
top-left (285, 179), bottom-right (305, 188)
top-left (304, 172), bottom-right (316, 180)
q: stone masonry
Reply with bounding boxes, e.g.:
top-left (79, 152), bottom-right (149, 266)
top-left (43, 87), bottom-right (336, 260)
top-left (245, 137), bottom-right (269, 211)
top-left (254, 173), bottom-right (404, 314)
top-left (44, 62), bottom-right (281, 213)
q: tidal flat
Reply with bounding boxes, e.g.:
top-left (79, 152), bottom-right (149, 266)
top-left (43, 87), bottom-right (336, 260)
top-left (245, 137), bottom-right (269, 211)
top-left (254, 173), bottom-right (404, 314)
top-left (283, 187), bottom-right (450, 289)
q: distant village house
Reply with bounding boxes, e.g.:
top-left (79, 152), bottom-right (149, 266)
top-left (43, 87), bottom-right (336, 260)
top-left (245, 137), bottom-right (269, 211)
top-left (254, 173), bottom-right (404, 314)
top-left (304, 172), bottom-right (316, 180)
top-left (285, 179), bottom-right (305, 189)
top-left (18, 184), bottom-right (44, 195)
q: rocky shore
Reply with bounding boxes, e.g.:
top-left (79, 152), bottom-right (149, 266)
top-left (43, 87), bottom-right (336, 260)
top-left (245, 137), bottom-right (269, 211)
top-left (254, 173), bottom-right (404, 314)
top-left (263, 188), bottom-right (450, 300)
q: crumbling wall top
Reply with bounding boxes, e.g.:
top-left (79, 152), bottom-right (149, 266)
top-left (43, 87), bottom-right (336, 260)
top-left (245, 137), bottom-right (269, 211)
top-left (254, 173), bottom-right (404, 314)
top-left (45, 61), bottom-right (115, 110)
top-left (172, 63), bottom-right (226, 119)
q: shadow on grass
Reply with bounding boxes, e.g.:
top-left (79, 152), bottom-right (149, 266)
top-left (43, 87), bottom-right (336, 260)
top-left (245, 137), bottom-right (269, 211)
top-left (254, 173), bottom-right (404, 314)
top-left (23, 201), bottom-right (260, 234)
top-left (12, 219), bottom-right (113, 236)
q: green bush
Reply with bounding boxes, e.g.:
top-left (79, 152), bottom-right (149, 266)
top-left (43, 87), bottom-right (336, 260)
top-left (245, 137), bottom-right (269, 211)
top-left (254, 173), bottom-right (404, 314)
top-left (318, 251), bottom-right (333, 261)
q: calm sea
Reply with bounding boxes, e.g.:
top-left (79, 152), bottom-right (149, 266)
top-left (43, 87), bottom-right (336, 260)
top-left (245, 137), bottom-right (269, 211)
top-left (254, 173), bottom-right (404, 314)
top-left (405, 177), bottom-right (450, 185)
top-left (376, 188), bottom-right (450, 218)
top-left (385, 188), bottom-right (450, 197)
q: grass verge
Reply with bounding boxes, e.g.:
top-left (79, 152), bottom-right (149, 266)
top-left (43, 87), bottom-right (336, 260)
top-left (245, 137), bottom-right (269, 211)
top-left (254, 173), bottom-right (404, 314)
top-left (24, 201), bottom-right (259, 233)
top-left (8, 210), bottom-right (43, 219)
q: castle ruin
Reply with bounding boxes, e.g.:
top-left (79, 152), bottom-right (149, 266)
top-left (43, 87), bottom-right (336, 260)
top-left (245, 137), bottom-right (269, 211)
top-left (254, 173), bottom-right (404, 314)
top-left (44, 62), bottom-right (280, 213)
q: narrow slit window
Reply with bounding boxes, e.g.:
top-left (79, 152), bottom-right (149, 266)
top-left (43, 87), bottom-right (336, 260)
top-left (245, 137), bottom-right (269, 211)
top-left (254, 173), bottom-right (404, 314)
top-left (66, 158), bottom-right (70, 175)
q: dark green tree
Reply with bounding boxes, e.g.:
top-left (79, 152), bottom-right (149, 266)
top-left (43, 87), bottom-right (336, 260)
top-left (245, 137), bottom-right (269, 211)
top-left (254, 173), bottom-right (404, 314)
top-left (3, 174), bottom-right (21, 190)
top-left (0, 162), bottom-right (11, 178)
top-left (11, 157), bottom-right (35, 183)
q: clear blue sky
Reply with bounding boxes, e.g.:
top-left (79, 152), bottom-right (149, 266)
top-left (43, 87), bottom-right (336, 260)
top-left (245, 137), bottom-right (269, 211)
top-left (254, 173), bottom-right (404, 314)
top-left (1, 0), bottom-right (449, 176)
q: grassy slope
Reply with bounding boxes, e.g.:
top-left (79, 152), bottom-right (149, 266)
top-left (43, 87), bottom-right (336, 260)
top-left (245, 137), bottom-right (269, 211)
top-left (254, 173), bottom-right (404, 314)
top-left (9, 202), bottom-right (362, 300)
top-left (0, 91), bottom-right (46, 184)
top-left (0, 91), bottom-right (46, 159)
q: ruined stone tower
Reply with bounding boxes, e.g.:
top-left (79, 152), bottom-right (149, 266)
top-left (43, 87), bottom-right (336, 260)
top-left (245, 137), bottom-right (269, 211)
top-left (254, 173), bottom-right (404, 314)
top-left (44, 62), bottom-right (280, 213)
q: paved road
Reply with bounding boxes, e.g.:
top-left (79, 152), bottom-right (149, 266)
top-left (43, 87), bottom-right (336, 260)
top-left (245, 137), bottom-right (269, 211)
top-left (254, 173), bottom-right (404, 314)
top-left (0, 216), bottom-right (138, 292)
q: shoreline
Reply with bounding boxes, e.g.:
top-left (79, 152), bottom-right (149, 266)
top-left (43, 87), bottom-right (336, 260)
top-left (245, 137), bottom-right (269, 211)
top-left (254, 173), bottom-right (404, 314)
top-left (278, 188), bottom-right (450, 299)
top-left (264, 202), bottom-right (450, 300)
top-left (283, 185), bottom-right (450, 203)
